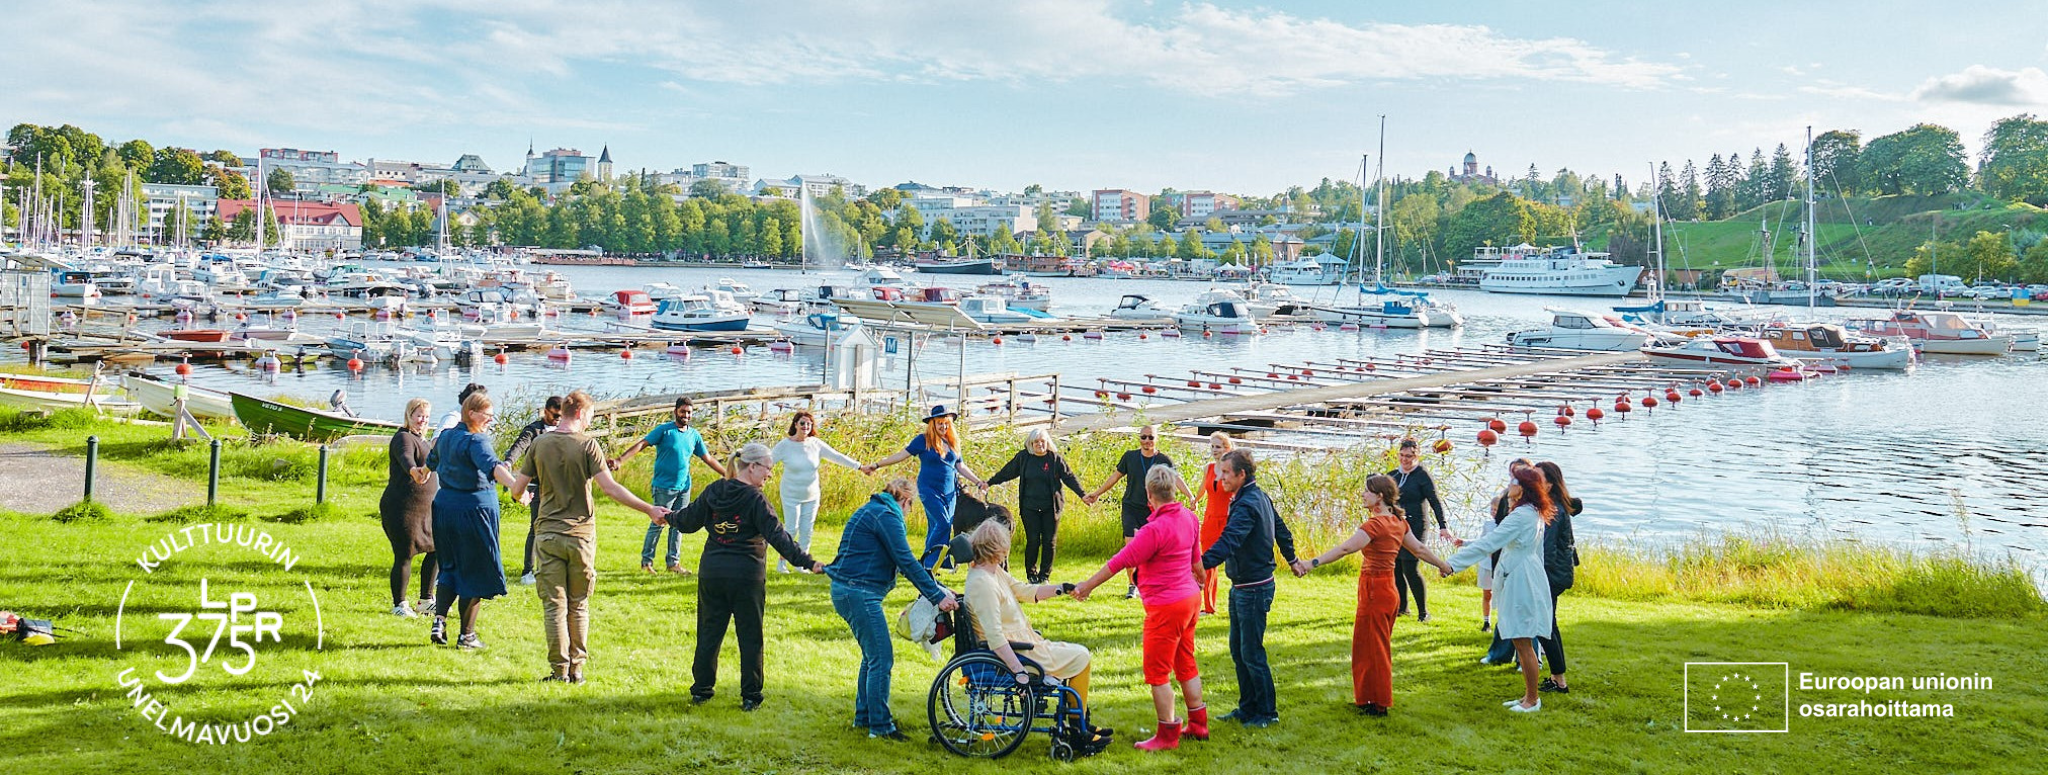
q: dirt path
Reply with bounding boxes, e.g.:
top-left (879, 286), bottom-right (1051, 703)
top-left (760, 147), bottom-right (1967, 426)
top-left (0, 442), bottom-right (200, 515)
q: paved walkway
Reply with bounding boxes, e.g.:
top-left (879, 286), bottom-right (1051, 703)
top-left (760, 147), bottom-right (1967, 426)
top-left (1053, 351), bottom-right (1644, 435)
top-left (0, 442), bottom-right (200, 515)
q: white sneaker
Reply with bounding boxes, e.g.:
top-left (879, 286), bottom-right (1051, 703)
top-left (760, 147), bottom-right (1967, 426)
top-left (417, 599), bottom-right (436, 614)
top-left (391, 603), bottom-right (416, 618)
top-left (520, 572), bottom-right (536, 585)
top-left (1507, 700), bottom-right (1541, 712)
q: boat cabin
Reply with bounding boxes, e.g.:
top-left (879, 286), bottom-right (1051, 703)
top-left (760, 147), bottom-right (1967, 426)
top-left (1711, 337), bottom-right (1779, 359)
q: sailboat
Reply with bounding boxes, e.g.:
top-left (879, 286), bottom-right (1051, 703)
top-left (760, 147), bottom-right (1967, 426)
top-left (1308, 118), bottom-right (1462, 329)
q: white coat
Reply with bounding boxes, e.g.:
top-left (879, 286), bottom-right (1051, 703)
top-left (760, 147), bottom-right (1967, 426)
top-left (1448, 503), bottom-right (1553, 640)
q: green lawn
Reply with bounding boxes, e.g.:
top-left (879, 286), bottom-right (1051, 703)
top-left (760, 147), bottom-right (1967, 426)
top-left (2, 409), bottom-right (2044, 773)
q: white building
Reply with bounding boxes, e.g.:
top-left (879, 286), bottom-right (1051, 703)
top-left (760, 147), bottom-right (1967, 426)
top-left (752, 173), bottom-right (866, 200)
top-left (909, 202), bottom-right (1035, 238)
top-left (140, 183), bottom-right (219, 235)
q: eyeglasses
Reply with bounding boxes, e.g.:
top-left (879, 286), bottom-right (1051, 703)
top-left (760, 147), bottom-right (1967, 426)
top-left (1139, 435), bottom-right (1156, 441)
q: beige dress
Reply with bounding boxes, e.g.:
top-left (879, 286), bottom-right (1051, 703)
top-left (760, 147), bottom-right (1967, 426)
top-left (963, 566), bottom-right (1092, 679)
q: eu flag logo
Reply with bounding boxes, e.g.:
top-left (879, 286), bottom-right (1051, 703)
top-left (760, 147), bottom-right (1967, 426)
top-left (1685, 662), bottom-right (1789, 733)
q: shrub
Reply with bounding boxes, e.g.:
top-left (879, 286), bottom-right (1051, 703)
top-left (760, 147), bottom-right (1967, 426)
top-left (51, 500), bottom-right (115, 523)
top-left (147, 503), bottom-right (252, 523)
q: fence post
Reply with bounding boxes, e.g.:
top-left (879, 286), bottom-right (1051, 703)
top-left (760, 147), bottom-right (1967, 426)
top-left (83, 435), bottom-right (99, 502)
top-left (1050, 374), bottom-right (1061, 428)
top-left (316, 445), bottom-right (331, 504)
top-left (207, 439), bottom-right (222, 507)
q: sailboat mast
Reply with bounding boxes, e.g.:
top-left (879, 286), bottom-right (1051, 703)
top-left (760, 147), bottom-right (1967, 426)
top-left (255, 155), bottom-right (266, 249)
top-left (1373, 115), bottom-right (1386, 286)
top-left (1649, 163), bottom-right (1665, 302)
top-left (1804, 125), bottom-right (1817, 308)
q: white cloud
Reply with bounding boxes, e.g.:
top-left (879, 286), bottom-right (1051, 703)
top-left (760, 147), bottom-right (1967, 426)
top-left (1910, 65), bottom-right (2048, 106)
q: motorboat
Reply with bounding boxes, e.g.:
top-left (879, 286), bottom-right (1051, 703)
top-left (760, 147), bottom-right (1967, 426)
top-left (1959, 313), bottom-right (2039, 352)
top-left (1239, 283), bottom-right (1313, 318)
top-left (455, 288), bottom-right (519, 325)
top-left (326, 321), bottom-right (403, 362)
top-left (650, 293), bottom-right (752, 332)
top-left (1312, 285), bottom-right (1462, 328)
top-left (1173, 291), bottom-right (1259, 335)
top-left (1843, 311), bottom-right (2012, 355)
top-left (1756, 323), bottom-right (1913, 370)
top-left (1640, 336), bottom-right (1799, 367)
top-left (602, 289), bottom-right (657, 315)
top-left (958, 296), bottom-right (1041, 325)
top-left (160, 329), bottom-right (234, 344)
top-left (396, 323), bottom-right (487, 362)
top-left (859, 267), bottom-right (910, 289)
top-left (51, 271), bottom-right (103, 303)
top-left (707, 278), bottom-right (761, 305)
top-left (772, 310), bottom-right (862, 347)
top-left (1507, 309), bottom-right (1660, 350)
top-left (913, 256), bottom-right (1001, 275)
top-left (752, 287), bottom-right (809, 316)
top-left (974, 274), bottom-right (1052, 311)
top-left (1266, 257), bottom-right (1345, 285)
top-left (1108, 294), bottom-right (1175, 322)
top-left (643, 282), bottom-right (686, 302)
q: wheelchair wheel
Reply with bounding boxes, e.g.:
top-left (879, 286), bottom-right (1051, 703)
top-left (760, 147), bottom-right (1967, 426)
top-left (928, 653), bottom-right (1036, 759)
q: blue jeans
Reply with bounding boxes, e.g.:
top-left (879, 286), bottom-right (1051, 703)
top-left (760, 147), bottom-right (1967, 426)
top-left (831, 584), bottom-right (896, 734)
top-left (1227, 581), bottom-right (1278, 721)
top-left (917, 489), bottom-right (955, 570)
top-left (642, 488), bottom-right (689, 568)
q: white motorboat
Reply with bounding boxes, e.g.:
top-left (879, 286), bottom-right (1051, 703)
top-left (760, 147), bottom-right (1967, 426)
top-left (456, 288), bottom-right (518, 325)
top-left (974, 274), bottom-right (1052, 312)
top-left (1507, 309), bottom-right (1663, 351)
top-left (51, 271), bottom-right (103, 302)
top-left (958, 296), bottom-right (1040, 325)
top-left (771, 310), bottom-right (862, 347)
top-left (650, 293), bottom-right (752, 332)
top-left (707, 278), bottom-right (761, 305)
top-left (643, 282), bottom-right (686, 302)
top-left (752, 287), bottom-right (809, 316)
top-left (1266, 257), bottom-right (1345, 285)
top-left (1173, 291), bottom-right (1259, 335)
top-left (1640, 336), bottom-right (1799, 367)
top-left (1844, 311), bottom-right (2013, 355)
top-left (859, 267), bottom-right (910, 290)
top-left (326, 321), bottom-right (403, 362)
top-left (1756, 323), bottom-right (1914, 370)
top-left (1108, 294), bottom-right (1175, 322)
top-left (601, 289), bottom-right (657, 315)
top-left (1239, 283), bottom-right (1313, 318)
top-left (1311, 286), bottom-right (1462, 328)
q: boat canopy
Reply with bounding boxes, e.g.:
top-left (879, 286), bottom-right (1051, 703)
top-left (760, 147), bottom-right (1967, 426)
top-left (1712, 338), bottom-right (1777, 358)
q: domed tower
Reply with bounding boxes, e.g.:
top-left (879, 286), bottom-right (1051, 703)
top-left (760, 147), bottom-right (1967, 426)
top-left (1463, 151), bottom-right (1479, 178)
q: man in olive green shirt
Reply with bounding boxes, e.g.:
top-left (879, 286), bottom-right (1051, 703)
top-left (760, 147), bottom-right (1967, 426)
top-left (510, 391), bottom-right (667, 683)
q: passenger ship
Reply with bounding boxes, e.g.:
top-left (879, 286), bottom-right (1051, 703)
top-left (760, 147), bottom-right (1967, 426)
top-left (1476, 244), bottom-right (1644, 297)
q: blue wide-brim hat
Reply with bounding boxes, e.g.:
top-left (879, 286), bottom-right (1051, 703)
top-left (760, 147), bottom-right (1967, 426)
top-left (923, 404), bottom-right (956, 422)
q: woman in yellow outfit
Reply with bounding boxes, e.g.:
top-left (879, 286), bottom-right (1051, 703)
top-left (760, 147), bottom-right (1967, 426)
top-left (961, 519), bottom-right (1093, 700)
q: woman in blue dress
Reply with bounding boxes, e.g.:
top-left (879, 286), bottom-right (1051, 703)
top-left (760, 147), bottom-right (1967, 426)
top-left (428, 391), bottom-right (527, 649)
top-left (865, 405), bottom-right (986, 570)
top-left (1443, 465), bottom-right (1555, 713)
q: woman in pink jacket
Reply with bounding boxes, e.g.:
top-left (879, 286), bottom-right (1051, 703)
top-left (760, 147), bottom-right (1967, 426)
top-left (1074, 466), bottom-right (1206, 752)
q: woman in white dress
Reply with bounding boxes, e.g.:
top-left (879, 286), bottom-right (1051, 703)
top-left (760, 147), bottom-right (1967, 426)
top-left (1443, 465), bottom-right (1555, 713)
top-left (770, 411), bottom-right (862, 573)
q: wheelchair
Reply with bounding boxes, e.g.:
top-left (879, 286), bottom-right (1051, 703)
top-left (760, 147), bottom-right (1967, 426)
top-left (925, 597), bottom-right (1111, 760)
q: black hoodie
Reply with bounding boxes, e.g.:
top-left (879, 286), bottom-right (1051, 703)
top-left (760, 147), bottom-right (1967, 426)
top-left (986, 449), bottom-right (1087, 513)
top-left (668, 478), bottom-right (816, 581)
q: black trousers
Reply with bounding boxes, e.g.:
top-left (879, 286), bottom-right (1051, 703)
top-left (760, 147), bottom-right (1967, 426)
top-left (1020, 505), bottom-right (1058, 579)
top-left (693, 579), bottom-right (768, 702)
top-left (1392, 548), bottom-right (1427, 614)
top-left (1540, 589), bottom-right (1567, 675)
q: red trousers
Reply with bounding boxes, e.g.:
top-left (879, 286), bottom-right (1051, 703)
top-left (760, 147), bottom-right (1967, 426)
top-left (1352, 572), bottom-right (1398, 707)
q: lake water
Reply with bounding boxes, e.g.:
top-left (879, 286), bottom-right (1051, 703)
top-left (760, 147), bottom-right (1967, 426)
top-left (89, 264), bottom-right (2048, 578)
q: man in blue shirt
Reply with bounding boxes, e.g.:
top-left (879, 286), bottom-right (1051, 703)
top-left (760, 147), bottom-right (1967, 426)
top-left (610, 397), bottom-right (727, 574)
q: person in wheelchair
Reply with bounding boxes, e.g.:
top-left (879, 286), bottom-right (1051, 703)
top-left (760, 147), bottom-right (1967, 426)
top-left (960, 519), bottom-right (1113, 753)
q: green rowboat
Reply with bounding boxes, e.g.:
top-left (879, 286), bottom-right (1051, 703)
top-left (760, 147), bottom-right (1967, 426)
top-left (230, 392), bottom-right (401, 442)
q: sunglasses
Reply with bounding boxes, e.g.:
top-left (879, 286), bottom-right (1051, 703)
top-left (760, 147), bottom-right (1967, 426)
top-left (1139, 435), bottom-right (1156, 441)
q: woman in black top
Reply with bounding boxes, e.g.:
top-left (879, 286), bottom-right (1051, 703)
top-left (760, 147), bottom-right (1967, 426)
top-left (668, 442), bottom-right (821, 711)
top-left (1084, 425), bottom-right (1191, 599)
top-left (986, 428), bottom-right (1087, 583)
top-left (380, 398), bottom-right (438, 617)
top-left (1387, 439), bottom-right (1450, 621)
top-left (1533, 461), bottom-right (1580, 694)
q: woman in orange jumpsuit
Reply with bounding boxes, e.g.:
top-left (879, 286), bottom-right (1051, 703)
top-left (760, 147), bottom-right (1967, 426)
top-left (1190, 432), bottom-right (1237, 615)
top-left (1296, 473), bottom-right (1452, 715)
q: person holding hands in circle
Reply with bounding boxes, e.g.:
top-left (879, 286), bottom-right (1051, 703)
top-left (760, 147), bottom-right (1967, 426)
top-left (1295, 474), bottom-right (1452, 716)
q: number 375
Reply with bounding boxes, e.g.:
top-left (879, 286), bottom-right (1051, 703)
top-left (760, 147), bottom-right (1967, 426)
top-left (157, 578), bottom-right (285, 685)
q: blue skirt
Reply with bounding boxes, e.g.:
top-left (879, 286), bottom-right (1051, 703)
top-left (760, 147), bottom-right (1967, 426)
top-left (432, 488), bottom-right (506, 599)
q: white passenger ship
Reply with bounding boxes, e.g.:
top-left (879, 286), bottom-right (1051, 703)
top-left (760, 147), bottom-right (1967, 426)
top-left (1477, 244), bottom-right (1644, 297)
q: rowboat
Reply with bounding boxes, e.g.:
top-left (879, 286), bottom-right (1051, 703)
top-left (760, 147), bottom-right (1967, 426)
top-left (0, 373), bottom-right (98, 394)
top-left (123, 375), bottom-right (238, 421)
top-left (161, 329), bottom-right (233, 344)
top-left (0, 384), bottom-right (139, 414)
top-left (230, 392), bottom-right (400, 441)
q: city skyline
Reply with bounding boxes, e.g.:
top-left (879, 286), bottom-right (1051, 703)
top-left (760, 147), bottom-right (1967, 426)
top-left (6, 1), bottom-right (2047, 195)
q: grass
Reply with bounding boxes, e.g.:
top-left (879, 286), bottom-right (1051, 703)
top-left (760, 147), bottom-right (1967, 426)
top-left (2, 404), bottom-right (2045, 772)
top-left (1588, 193), bottom-right (2046, 276)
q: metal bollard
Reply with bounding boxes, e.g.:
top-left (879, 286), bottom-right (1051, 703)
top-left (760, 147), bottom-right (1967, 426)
top-left (207, 439), bottom-right (222, 507)
top-left (316, 445), bottom-right (330, 504)
top-left (84, 435), bottom-right (99, 502)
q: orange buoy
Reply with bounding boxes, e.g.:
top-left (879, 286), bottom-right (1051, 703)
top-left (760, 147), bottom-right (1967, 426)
top-left (991, 337), bottom-right (1003, 345)
top-left (1517, 420), bottom-right (1539, 438)
top-left (1745, 375), bottom-right (1762, 386)
top-left (621, 349), bottom-right (634, 359)
top-left (174, 362), bottom-right (192, 377)
top-left (346, 357), bottom-right (363, 372)
top-left (730, 346), bottom-right (743, 354)
top-left (1487, 418), bottom-right (1507, 433)
top-left (1203, 330), bottom-right (1212, 338)
top-left (493, 352), bottom-right (508, 365)
top-left (1477, 429), bottom-right (1498, 447)
top-left (1585, 406), bottom-right (1605, 423)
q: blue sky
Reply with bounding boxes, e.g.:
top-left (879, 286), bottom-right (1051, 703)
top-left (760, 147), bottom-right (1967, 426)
top-left (7, 1), bottom-right (2047, 195)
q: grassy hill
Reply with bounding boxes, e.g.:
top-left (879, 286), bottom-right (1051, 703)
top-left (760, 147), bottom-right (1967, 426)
top-left (1590, 193), bottom-right (2046, 280)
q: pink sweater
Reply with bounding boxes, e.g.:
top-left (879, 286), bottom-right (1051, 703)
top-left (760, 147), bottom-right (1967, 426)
top-left (1107, 501), bottom-right (1201, 606)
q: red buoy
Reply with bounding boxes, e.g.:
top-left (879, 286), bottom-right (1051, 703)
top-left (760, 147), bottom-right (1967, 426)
top-left (1203, 330), bottom-right (1212, 337)
top-left (1487, 418), bottom-right (1507, 433)
top-left (1614, 401), bottom-right (1632, 415)
top-left (1208, 383), bottom-right (1221, 390)
top-left (1187, 380), bottom-right (1200, 388)
top-left (1228, 377), bottom-right (1242, 385)
top-left (1724, 379), bottom-right (1742, 391)
top-left (1365, 363), bottom-right (1377, 371)
top-left (1585, 406), bottom-right (1605, 423)
top-left (620, 349), bottom-right (634, 360)
top-left (1139, 333), bottom-right (1148, 340)
top-left (1433, 439), bottom-right (1454, 454)
top-left (730, 346), bottom-right (743, 354)
top-left (1062, 334), bottom-right (1072, 341)
top-left (1708, 381), bottom-right (1723, 393)
top-left (1267, 373), bottom-right (1279, 379)
top-left (1665, 390), bottom-right (1681, 403)
top-left (493, 352), bottom-right (508, 365)
top-left (1095, 390), bottom-right (1108, 399)
top-left (347, 357), bottom-right (364, 372)
top-left (1558, 404), bottom-right (1575, 417)
top-left (1642, 395), bottom-right (1659, 409)
top-left (1142, 385), bottom-right (1158, 394)
top-left (991, 337), bottom-right (1003, 345)
top-left (1477, 429), bottom-right (1499, 447)
top-left (1553, 415), bottom-right (1571, 428)
top-left (1117, 393), bottom-right (1131, 401)
top-left (1688, 387), bottom-right (1704, 397)
top-left (1745, 375), bottom-right (1762, 386)
top-left (175, 362), bottom-right (192, 377)
top-left (1517, 420), bottom-right (1539, 438)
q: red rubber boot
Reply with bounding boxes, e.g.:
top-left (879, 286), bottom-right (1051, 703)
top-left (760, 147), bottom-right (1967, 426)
top-left (1185, 705), bottom-right (1210, 741)
top-left (1134, 720), bottom-right (1182, 752)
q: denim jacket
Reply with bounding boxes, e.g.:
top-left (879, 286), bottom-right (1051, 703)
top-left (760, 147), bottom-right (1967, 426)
top-left (824, 492), bottom-right (949, 601)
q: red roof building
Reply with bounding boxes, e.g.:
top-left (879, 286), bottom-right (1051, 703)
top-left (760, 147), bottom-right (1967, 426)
top-left (217, 200), bottom-right (365, 251)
